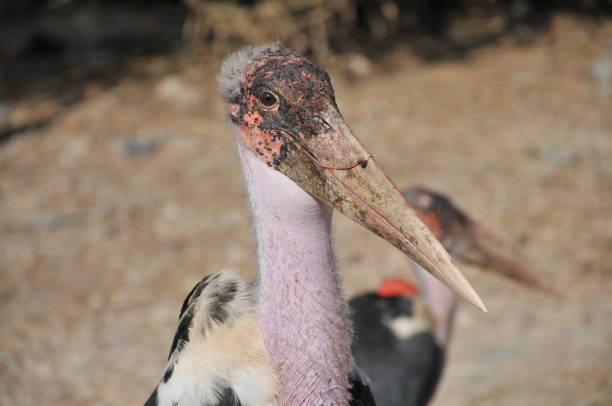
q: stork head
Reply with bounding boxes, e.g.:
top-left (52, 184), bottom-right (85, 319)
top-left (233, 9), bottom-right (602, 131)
top-left (219, 44), bottom-right (486, 311)
top-left (404, 186), bottom-right (557, 295)
top-left (403, 186), bottom-right (473, 245)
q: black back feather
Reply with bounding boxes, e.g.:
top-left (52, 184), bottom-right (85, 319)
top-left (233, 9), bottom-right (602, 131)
top-left (350, 294), bottom-right (443, 406)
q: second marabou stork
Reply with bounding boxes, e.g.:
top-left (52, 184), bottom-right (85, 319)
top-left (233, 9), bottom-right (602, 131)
top-left (350, 186), bottom-right (554, 406)
top-left (144, 44), bottom-right (486, 406)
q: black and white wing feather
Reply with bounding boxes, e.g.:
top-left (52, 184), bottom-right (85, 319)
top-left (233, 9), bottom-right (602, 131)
top-left (144, 269), bottom-right (277, 406)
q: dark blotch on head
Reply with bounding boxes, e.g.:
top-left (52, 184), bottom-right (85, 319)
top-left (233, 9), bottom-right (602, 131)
top-left (238, 51), bottom-right (336, 148)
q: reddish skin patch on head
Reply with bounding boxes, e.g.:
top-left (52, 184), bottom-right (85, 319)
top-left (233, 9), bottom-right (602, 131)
top-left (242, 126), bottom-right (286, 165)
top-left (232, 56), bottom-right (318, 167)
top-left (240, 110), bottom-right (286, 165)
top-left (234, 83), bottom-right (287, 166)
top-left (377, 278), bottom-right (418, 297)
top-left (301, 71), bottom-right (315, 80)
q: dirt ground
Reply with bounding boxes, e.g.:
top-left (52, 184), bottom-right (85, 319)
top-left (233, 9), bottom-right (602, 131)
top-left (1, 15), bottom-right (611, 406)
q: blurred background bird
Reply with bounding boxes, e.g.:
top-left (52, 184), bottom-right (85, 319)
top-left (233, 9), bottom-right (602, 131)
top-left (350, 186), bottom-right (556, 406)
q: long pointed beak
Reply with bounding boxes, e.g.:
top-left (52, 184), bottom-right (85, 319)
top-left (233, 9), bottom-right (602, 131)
top-left (275, 106), bottom-right (487, 312)
top-left (403, 186), bottom-right (557, 296)
top-left (451, 222), bottom-right (559, 296)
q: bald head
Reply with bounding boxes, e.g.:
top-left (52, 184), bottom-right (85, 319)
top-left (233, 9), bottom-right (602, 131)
top-left (218, 43), bottom-right (297, 102)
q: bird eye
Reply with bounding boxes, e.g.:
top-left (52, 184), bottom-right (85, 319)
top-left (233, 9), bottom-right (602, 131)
top-left (258, 91), bottom-right (278, 108)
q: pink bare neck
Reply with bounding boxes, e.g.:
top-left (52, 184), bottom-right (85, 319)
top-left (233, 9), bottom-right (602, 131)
top-left (235, 134), bottom-right (352, 406)
top-left (411, 261), bottom-right (457, 347)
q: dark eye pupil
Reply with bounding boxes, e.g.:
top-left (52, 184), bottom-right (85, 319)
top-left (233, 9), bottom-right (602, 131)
top-left (260, 92), bottom-right (277, 107)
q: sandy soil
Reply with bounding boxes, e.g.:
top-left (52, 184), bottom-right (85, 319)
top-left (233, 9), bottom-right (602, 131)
top-left (1, 15), bottom-right (611, 406)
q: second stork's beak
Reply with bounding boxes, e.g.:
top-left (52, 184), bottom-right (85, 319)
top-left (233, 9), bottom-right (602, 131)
top-left (404, 186), bottom-right (558, 296)
top-left (274, 105), bottom-right (487, 312)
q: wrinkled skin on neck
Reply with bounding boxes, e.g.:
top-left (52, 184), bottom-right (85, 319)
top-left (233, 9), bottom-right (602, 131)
top-left (235, 135), bottom-right (353, 406)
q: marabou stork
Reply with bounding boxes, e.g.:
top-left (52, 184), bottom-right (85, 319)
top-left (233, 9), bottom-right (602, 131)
top-left (144, 45), bottom-right (486, 406)
top-left (350, 186), bottom-right (554, 406)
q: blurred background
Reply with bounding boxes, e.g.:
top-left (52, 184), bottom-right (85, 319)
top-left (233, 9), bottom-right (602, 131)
top-left (1, 0), bottom-right (611, 405)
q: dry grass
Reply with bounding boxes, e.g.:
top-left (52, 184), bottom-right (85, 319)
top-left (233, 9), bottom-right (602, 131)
top-left (1, 15), bottom-right (611, 406)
